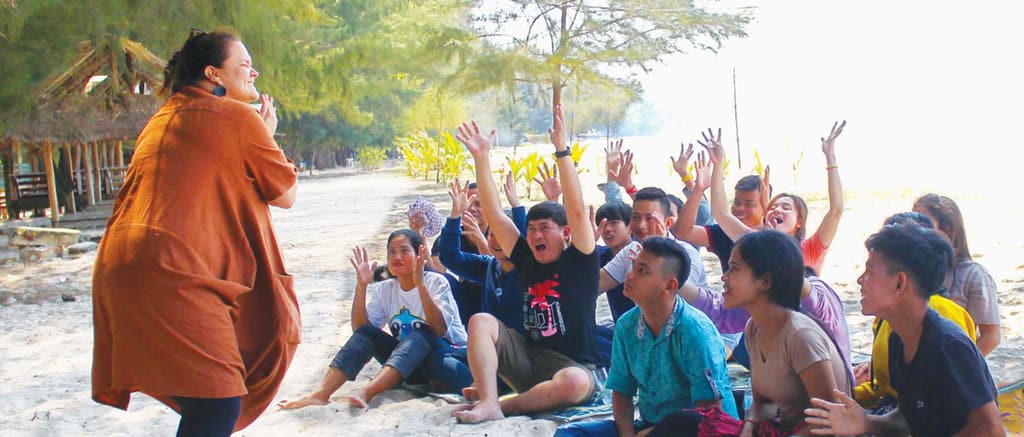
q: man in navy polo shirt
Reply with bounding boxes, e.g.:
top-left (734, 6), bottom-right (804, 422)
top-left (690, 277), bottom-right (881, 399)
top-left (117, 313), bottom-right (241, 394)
top-left (804, 224), bottom-right (1003, 436)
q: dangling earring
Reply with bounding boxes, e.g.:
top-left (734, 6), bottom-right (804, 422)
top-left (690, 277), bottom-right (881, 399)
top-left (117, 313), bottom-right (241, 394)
top-left (214, 85), bottom-right (226, 97)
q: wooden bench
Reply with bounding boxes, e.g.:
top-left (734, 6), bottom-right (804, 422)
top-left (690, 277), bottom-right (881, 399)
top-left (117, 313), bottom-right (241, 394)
top-left (102, 166), bottom-right (128, 195)
top-left (8, 173), bottom-right (51, 217)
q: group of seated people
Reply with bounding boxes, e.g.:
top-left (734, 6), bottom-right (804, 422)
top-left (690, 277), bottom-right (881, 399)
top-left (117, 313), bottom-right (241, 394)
top-left (279, 108), bottom-right (1005, 436)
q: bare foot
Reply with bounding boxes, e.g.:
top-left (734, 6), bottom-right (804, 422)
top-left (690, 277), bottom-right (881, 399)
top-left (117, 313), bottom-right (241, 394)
top-left (278, 393), bottom-right (329, 410)
top-left (348, 390), bottom-right (369, 409)
top-left (453, 401), bottom-right (504, 424)
top-left (461, 386), bottom-right (480, 402)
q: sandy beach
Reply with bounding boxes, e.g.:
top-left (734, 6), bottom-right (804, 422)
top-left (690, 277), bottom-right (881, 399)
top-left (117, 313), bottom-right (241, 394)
top-left (1, 144), bottom-right (1022, 435)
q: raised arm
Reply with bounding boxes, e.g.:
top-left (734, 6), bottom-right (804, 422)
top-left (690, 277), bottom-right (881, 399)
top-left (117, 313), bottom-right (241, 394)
top-left (413, 245), bottom-right (448, 337)
top-left (534, 162), bottom-right (563, 202)
top-left (455, 121), bottom-right (520, 254)
top-left (550, 105), bottom-right (595, 254)
top-left (812, 121), bottom-right (846, 247)
top-left (608, 148), bottom-right (636, 201)
top-left (673, 150), bottom-right (713, 247)
top-left (502, 171), bottom-right (522, 209)
top-left (349, 246), bottom-right (376, 331)
top-left (702, 128), bottom-right (755, 241)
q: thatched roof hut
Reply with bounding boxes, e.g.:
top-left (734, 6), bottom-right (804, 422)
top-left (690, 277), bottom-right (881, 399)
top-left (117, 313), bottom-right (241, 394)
top-left (2, 37), bottom-right (166, 224)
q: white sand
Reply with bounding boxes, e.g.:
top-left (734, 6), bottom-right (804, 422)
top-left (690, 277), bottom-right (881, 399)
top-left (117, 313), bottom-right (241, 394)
top-left (1, 154), bottom-right (1021, 436)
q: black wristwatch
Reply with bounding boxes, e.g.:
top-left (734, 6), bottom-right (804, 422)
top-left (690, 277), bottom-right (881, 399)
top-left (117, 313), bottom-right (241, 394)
top-left (553, 148), bottom-right (571, 158)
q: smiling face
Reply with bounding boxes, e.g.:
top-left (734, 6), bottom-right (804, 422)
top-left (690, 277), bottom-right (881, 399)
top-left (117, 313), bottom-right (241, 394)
top-left (208, 40), bottom-right (260, 103)
top-left (386, 235), bottom-right (417, 278)
top-left (721, 248), bottom-right (768, 309)
top-left (526, 218), bottom-right (569, 264)
top-left (857, 250), bottom-right (901, 317)
top-left (623, 250), bottom-right (672, 305)
top-left (600, 219), bottom-right (631, 251)
top-left (732, 189), bottom-right (763, 227)
top-left (764, 196), bottom-right (801, 236)
top-left (629, 200), bottom-right (671, 242)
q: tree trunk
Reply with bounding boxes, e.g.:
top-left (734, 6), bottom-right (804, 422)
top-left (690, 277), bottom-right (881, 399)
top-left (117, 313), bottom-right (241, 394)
top-left (43, 141), bottom-right (60, 227)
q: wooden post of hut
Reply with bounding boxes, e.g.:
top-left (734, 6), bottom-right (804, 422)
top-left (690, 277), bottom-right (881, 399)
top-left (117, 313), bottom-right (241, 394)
top-left (3, 138), bottom-right (15, 219)
top-left (63, 143), bottom-right (76, 214)
top-left (92, 141), bottom-right (103, 202)
top-left (43, 140), bottom-right (60, 227)
top-left (116, 140), bottom-right (125, 167)
top-left (83, 142), bottom-right (96, 207)
top-left (100, 141), bottom-right (109, 195)
top-left (14, 139), bottom-right (22, 165)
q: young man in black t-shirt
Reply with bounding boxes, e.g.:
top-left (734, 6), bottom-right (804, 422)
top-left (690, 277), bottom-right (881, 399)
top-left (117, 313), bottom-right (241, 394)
top-left (450, 105), bottom-right (601, 424)
top-left (805, 224), bottom-right (1004, 436)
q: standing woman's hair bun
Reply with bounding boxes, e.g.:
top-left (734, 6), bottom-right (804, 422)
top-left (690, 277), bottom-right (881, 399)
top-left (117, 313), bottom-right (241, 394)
top-left (159, 29), bottom-right (238, 96)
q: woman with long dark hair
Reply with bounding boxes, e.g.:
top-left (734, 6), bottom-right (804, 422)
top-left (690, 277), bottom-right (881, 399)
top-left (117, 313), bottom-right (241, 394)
top-left (723, 231), bottom-right (850, 436)
top-left (91, 29), bottom-right (298, 435)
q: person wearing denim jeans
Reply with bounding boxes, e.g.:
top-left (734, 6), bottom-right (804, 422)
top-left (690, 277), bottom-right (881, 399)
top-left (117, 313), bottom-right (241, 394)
top-left (280, 230), bottom-right (467, 410)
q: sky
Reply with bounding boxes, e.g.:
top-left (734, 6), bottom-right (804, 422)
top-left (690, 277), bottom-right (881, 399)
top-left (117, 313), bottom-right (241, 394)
top-left (635, 0), bottom-right (1024, 194)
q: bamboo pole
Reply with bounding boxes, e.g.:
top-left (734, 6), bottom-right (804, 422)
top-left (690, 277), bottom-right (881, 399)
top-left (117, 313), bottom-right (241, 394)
top-left (14, 139), bottom-right (22, 165)
top-left (732, 68), bottom-right (742, 170)
top-left (43, 140), bottom-right (60, 227)
top-left (115, 140), bottom-right (125, 167)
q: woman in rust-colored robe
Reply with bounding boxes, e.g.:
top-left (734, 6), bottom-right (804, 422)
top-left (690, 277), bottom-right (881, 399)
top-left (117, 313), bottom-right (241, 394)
top-left (92, 30), bottom-right (299, 435)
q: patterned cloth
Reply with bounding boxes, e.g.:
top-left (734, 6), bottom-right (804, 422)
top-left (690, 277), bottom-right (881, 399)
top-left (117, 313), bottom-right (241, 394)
top-left (407, 196), bottom-right (444, 238)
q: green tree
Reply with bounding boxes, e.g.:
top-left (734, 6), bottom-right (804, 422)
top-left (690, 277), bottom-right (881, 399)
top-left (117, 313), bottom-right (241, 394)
top-left (452, 0), bottom-right (750, 121)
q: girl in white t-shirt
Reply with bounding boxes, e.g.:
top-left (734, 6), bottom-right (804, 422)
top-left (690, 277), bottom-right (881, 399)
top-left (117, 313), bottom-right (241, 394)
top-left (279, 229), bottom-right (467, 410)
top-left (722, 230), bottom-right (850, 436)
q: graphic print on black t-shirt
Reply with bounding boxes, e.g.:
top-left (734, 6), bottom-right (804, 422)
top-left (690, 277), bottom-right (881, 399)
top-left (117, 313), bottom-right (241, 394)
top-left (524, 273), bottom-right (566, 339)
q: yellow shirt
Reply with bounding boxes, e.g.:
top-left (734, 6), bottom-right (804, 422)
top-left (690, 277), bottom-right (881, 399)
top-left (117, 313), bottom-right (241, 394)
top-left (854, 295), bottom-right (977, 407)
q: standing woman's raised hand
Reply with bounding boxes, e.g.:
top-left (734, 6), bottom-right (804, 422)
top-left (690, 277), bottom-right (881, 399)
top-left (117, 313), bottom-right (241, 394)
top-left (454, 121), bottom-right (496, 157)
top-left (697, 128), bottom-right (725, 166)
top-left (350, 246), bottom-right (377, 286)
top-left (548, 104), bottom-right (568, 150)
top-left (821, 120), bottom-right (846, 157)
top-left (259, 94), bottom-right (278, 136)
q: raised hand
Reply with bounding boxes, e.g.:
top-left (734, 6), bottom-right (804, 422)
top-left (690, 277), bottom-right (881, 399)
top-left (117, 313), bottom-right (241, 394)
top-left (462, 210), bottom-right (484, 238)
top-left (349, 245), bottom-right (377, 287)
top-left (605, 139), bottom-right (624, 182)
top-left (804, 389), bottom-right (869, 436)
top-left (448, 178), bottom-right (471, 218)
top-left (548, 104), bottom-right (568, 151)
top-left (259, 94), bottom-right (278, 136)
top-left (413, 244), bottom-right (428, 286)
top-left (590, 205), bottom-right (602, 243)
top-left (693, 151), bottom-right (713, 192)
top-left (821, 120), bottom-right (846, 157)
top-left (608, 148), bottom-right (635, 191)
top-left (671, 142), bottom-right (695, 181)
top-left (502, 171), bottom-right (521, 208)
top-left (408, 211), bottom-right (426, 236)
top-left (454, 121), bottom-right (496, 158)
top-left (697, 128), bottom-right (725, 166)
top-left (534, 162), bottom-right (562, 201)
